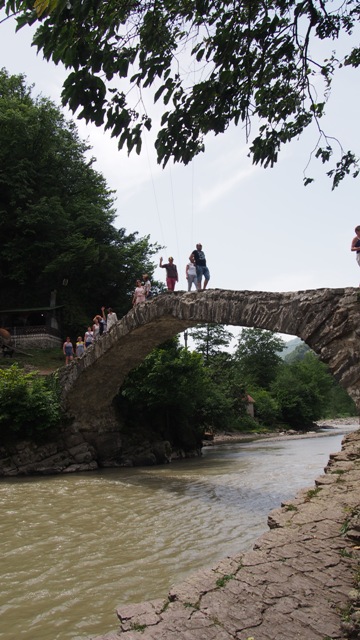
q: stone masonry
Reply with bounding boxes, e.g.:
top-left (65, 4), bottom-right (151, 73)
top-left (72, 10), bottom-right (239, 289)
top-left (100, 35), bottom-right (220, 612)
top-left (59, 288), bottom-right (360, 432)
top-left (3, 287), bottom-right (360, 474)
top-left (92, 428), bottom-right (360, 640)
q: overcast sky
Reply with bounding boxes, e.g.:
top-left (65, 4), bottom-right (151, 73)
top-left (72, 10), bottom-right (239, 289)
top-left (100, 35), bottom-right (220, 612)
top-left (1, 11), bottom-right (359, 345)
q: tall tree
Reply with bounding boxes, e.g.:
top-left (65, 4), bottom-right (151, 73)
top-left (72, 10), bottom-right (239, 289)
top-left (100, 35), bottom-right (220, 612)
top-left (189, 323), bottom-right (233, 364)
top-left (235, 328), bottom-right (285, 389)
top-left (118, 337), bottom-right (209, 449)
top-left (2, 0), bottom-right (359, 186)
top-left (271, 351), bottom-right (333, 427)
top-left (0, 69), bottom-right (159, 333)
top-left (119, 335), bottom-right (249, 440)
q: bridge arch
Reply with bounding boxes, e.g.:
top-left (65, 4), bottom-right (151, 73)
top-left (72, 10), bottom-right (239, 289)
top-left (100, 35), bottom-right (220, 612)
top-left (59, 287), bottom-right (360, 423)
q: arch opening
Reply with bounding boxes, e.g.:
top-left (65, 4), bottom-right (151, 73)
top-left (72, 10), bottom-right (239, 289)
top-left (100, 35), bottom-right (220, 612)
top-left (58, 288), bottom-right (360, 421)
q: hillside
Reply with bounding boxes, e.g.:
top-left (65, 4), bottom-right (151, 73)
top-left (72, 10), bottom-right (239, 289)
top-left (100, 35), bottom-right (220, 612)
top-left (0, 347), bottom-right (63, 375)
top-left (280, 336), bottom-right (303, 359)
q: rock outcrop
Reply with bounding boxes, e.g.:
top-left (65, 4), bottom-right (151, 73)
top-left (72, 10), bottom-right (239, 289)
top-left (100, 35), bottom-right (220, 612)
top-left (0, 422), bottom-right (197, 476)
top-left (92, 429), bottom-right (360, 640)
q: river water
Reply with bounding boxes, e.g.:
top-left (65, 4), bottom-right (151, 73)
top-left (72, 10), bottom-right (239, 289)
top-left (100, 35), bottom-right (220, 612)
top-left (0, 426), bottom-right (356, 640)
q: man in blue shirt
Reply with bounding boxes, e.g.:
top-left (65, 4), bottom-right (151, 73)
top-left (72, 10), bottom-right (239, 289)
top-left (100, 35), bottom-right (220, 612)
top-left (190, 243), bottom-right (210, 291)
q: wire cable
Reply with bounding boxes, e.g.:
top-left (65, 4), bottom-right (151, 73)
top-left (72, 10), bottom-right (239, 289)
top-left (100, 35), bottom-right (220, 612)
top-left (145, 136), bottom-right (166, 249)
top-left (169, 163), bottom-right (181, 262)
top-left (191, 158), bottom-right (195, 246)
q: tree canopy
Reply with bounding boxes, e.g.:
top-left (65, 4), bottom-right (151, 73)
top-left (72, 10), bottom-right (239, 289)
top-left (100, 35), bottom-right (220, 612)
top-left (235, 327), bottom-right (285, 389)
top-left (271, 351), bottom-right (334, 427)
top-left (189, 323), bottom-right (233, 364)
top-left (0, 68), bottom-right (159, 334)
top-left (1, 0), bottom-right (359, 187)
top-left (117, 328), bottom-right (356, 443)
top-left (118, 337), bottom-right (209, 450)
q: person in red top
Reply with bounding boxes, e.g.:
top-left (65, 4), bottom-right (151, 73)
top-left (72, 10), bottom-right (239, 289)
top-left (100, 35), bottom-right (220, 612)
top-left (159, 256), bottom-right (178, 291)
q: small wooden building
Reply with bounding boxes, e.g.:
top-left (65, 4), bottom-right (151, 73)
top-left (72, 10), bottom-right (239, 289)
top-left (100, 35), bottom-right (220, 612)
top-left (0, 298), bottom-right (63, 349)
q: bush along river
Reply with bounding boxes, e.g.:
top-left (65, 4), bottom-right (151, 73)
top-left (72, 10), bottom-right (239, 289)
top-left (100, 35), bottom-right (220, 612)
top-left (0, 422), bottom-right (358, 640)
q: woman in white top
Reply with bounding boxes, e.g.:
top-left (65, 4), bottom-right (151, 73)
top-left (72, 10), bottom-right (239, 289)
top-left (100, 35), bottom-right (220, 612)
top-left (142, 273), bottom-right (152, 299)
top-left (92, 315), bottom-right (101, 340)
top-left (84, 326), bottom-right (93, 348)
top-left (186, 254), bottom-right (198, 291)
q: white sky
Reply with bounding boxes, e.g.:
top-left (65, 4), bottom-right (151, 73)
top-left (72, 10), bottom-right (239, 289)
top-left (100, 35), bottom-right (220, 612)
top-left (1, 11), bottom-right (359, 347)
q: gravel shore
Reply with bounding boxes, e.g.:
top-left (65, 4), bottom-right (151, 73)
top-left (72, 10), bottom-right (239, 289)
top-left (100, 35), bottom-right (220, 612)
top-left (210, 417), bottom-right (360, 446)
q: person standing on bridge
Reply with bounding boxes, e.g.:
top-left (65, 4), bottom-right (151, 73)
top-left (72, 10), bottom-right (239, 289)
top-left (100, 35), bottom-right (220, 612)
top-left (159, 256), bottom-right (178, 291)
top-left (142, 273), bottom-right (152, 299)
top-left (84, 326), bottom-right (93, 348)
top-left (63, 337), bottom-right (74, 365)
top-left (76, 336), bottom-right (85, 358)
top-left (92, 315), bottom-right (101, 340)
top-left (351, 226), bottom-right (360, 283)
top-left (186, 254), bottom-right (198, 291)
top-left (190, 243), bottom-right (210, 290)
top-left (102, 306), bottom-right (118, 332)
top-left (133, 279), bottom-right (146, 305)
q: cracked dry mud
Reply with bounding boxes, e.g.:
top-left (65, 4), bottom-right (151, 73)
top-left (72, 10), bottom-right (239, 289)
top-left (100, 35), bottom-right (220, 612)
top-left (93, 430), bottom-right (360, 640)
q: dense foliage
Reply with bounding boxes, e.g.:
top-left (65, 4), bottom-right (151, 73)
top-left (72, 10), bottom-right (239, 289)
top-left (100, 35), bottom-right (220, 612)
top-left (1, 327), bottom-right (355, 446)
top-left (270, 353), bottom-right (331, 427)
top-left (189, 323), bottom-right (234, 364)
top-left (235, 328), bottom-right (285, 389)
top-left (118, 338), bottom-right (207, 451)
top-left (0, 69), bottom-right (160, 335)
top-left (236, 328), bottom-right (355, 428)
top-left (118, 336), bottom-right (249, 449)
top-left (118, 326), bottom-right (356, 439)
top-left (2, 0), bottom-right (359, 186)
top-left (0, 364), bottom-right (60, 439)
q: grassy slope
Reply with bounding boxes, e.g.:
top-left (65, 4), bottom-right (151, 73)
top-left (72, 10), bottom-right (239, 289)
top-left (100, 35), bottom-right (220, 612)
top-left (0, 347), bottom-right (64, 374)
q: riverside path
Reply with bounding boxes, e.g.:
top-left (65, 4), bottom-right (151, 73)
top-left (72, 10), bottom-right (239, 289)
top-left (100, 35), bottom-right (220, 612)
top-left (93, 428), bottom-right (360, 640)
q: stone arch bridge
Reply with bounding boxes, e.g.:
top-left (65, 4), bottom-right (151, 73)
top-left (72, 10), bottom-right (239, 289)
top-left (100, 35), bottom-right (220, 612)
top-left (59, 287), bottom-right (360, 428)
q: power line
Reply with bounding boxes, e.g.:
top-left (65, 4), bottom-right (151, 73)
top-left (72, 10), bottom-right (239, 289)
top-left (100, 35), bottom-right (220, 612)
top-left (145, 136), bottom-right (166, 249)
top-left (169, 163), bottom-right (181, 262)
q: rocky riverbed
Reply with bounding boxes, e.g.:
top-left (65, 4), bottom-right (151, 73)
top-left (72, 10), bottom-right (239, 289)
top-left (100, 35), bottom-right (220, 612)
top-left (93, 425), bottom-right (360, 640)
top-left (209, 417), bottom-right (360, 446)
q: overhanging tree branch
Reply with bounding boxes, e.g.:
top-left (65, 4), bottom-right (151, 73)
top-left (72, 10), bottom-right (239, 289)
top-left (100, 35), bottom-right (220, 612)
top-left (1, 0), bottom-right (359, 187)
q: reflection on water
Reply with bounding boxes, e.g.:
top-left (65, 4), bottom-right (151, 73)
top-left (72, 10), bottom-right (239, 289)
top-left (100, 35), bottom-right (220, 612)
top-left (0, 427), bottom-right (356, 640)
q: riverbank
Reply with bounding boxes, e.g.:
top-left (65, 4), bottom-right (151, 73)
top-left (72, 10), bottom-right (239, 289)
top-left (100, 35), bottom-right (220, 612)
top-left (209, 417), bottom-right (360, 446)
top-left (93, 426), bottom-right (360, 640)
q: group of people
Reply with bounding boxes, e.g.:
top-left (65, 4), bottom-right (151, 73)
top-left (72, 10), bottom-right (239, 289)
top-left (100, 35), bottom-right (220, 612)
top-left (62, 306), bottom-right (118, 364)
top-left (132, 273), bottom-right (152, 305)
top-left (62, 244), bottom-right (210, 363)
top-left (132, 245), bottom-right (210, 306)
top-left (160, 243), bottom-right (210, 292)
top-left (61, 229), bottom-right (360, 364)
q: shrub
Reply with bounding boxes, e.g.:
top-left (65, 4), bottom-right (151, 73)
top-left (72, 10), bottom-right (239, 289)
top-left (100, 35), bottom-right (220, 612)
top-left (250, 388), bottom-right (280, 426)
top-left (0, 364), bottom-right (61, 440)
top-left (231, 414), bottom-right (261, 432)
